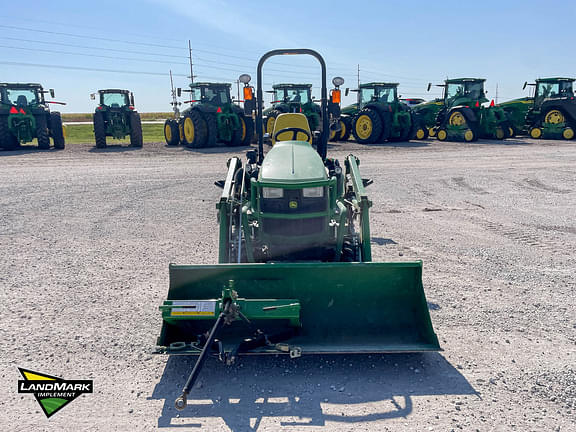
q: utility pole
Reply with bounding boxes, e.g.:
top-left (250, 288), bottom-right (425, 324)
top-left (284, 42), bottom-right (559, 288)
top-left (236, 80), bottom-right (240, 101)
top-left (495, 83), bottom-right (499, 104)
top-left (357, 64), bottom-right (360, 88)
top-left (169, 70), bottom-right (180, 118)
top-left (188, 40), bottom-right (195, 84)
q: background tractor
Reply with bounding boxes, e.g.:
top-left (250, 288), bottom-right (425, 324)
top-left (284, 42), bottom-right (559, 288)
top-left (498, 77), bottom-right (576, 140)
top-left (165, 82), bottom-right (253, 148)
top-left (412, 78), bottom-right (511, 142)
top-left (0, 83), bottom-right (65, 150)
top-left (91, 89), bottom-right (142, 149)
top-left (263, 83), bottom-right (321, 138)
top-left (153, 49), bottom-right (440, 410)
top-left (340, 82), bottom-right (417, 144)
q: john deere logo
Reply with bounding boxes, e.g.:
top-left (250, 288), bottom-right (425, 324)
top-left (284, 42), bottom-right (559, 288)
top-left (17, 368), bottom-right (93, 418)
top-left (289, 200), bottom-right (298, 209)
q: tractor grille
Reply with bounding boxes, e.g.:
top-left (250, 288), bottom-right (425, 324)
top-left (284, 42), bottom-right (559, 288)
top-left (262, 217), bottom-right (325, 236)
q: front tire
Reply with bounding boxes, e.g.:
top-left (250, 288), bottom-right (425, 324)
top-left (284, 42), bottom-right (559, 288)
top-left (339, 116), bottom-right (352, 141)
top-left (0, 116), bottom-right (18, 150)
top-left (182, 110), bottom-right (207, 148)
top-left (265, 109), bottom-right (282, 135)
top-left (50, 112), bottom-right (65, 149)
top-left (239, 115), bottom-right (254, 146)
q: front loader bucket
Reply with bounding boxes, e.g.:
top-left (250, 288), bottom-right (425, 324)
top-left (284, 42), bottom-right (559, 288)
top-left (156, 261), bottom-right (440, 355)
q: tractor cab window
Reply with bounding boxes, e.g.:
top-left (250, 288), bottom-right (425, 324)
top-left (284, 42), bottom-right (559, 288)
top-left (202, 87), bottom-right (229, 104)
top-left (189, 88), bottom-right (202, 103)
top-left (446, 83), bottom-right (465, 100)
top-left (290, 88), bottom-right (309, 104)
top-left (5, 88), bottom-right (38, 106)
top-left (466, 82), bottom-right (484, 100)
top-left (360, 87), bottom-right (377, 105)
top-left (102, 93), bottom-right (128, 108)
top-left (376, 87), bottom-right (396, 103)
top-left (536, 82), bottom-right (560, 100)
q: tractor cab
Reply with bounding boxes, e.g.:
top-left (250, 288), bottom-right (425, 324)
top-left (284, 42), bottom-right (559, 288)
top-left (95, 89), bottom-right (134, 110)
top-left (533, 78), bottom-right (575, 107)
top-left (0, 83), bottom-right (51, 109)
top-left (187, 83), bottom-right (232, 106)
top-left (271, 84), bottom-right (312, 109)
top-left (358, 82), bottom-right (399, 109)
top-left (443, 78), bottom-right (487, 108)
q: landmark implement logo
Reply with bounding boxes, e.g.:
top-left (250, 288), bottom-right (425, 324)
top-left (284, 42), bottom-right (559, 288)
top-left (17, 368), bottom-right (93, 418)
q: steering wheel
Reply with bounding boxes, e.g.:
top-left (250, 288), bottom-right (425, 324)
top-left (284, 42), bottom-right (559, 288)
top-left (273, 127), bottom-right (311, 142)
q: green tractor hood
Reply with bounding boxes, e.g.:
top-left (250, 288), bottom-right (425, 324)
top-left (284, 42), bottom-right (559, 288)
top-left (259, 141), bottom-right (327, 184)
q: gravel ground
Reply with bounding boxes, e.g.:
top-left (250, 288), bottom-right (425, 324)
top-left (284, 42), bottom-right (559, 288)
top-left (0, 138), bottom-right (575, 431)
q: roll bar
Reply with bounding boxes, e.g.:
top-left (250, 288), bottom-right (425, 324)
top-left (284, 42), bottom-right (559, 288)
top-left (256, 49), bottom-right (328, 164)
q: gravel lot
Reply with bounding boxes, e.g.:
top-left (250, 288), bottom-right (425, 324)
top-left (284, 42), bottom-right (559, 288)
top-left (1, 138), bottom-right (575, 431)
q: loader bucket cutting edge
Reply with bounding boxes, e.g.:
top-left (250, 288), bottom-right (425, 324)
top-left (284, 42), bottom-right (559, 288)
top-left (156, 262), bottom-right (440, 355)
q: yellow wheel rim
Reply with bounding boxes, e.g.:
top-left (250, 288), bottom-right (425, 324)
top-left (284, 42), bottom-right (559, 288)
top-left (339, 120), bottom-right (346, 138)
top-left (437, 130), bottom-right (447, 141)
top-left (329, 128), bottom-right (336, 140)
top-left (184, 117), bottom-right (195, 142)
top-left (266, 116), bottom-right (276, 134)
top-left (448, 111), bottom-right (466, 126)
top-left (62, 125), bottom-right (67, 139)
top-left (355, 114), bottom-right (373, 140)
top-left (240, 117), bottom-right (247, 141)
top-left (544, 109), bottom-right (565, 124)
top-left (464, 130), bottom-right (474, 141)
top-left (495, 127), bottom-right (505, 139)
top-left (563, 127), bottom-right (574, 140)
top-left (530, 128), bottom-right (542, 139)
top-left (428, 127), bottom-right (436, 137)
top-left (165, 124), bottom-right (172, 142)
top-left (416, 128), bottom-right (425, 139)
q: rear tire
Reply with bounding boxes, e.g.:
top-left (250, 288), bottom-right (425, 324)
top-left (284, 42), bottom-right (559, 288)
top-left (0, 116), bottom-right (18, 150)
top-left (265, 109), bottom-right (282, 135)
top-left (182, 110), bottom-right (207, 148)
top-left (239, 115), bottom-right (254, 146)
top-left (50, 112), bottom-right (65, 149)
top-left (129, 112), bottom-right (143, 147)
top-left (339, 116), bottom-right (352, 141)
top-left (93, 111), bottom-right (107, 148)
top-left (352, 108), bottom-right (383, 144)
top-left (164, 119), bottom-right (180, 146)
top-left (36, 115), bottom-right (50, 149)
top-left (202, 112), bottom-right (218, 147)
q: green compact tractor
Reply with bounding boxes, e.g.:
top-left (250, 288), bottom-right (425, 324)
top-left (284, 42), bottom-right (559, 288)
top-left (340, 82), bottom-right (417, 144)
top-left (0, 83), bottom-right (65, 150)
top-left (91, 89), bottom-right (142, 149)
top-left (498, 78), bottom-right (576, 140)
top-left (412, 78), bottom-right (511, 142)
top-left (165, 82), bottom-right (253, 148)
top-left (154, 49), bottom-right (440, 410)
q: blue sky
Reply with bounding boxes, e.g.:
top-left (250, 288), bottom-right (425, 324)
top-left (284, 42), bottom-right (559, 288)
top-left (1, 0), bottom-right (575, 112)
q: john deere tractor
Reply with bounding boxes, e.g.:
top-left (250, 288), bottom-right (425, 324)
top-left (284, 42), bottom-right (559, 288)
top-left (412, 78), bottom-right (511, 142)
top-left (153, 49), bottom-right (440, 411)
top-left (0, 83), bottom-right (65, 150)
top-left (263, 83), bottom-right (321, 137)
top-left (339, 82), bottom-right (417, 144)
top-left (498, 78), bottom-right (576, 140)
top-left (165, 82), bottom-right (253, 148)
top-left (92, 89), bottom-right (142, 149)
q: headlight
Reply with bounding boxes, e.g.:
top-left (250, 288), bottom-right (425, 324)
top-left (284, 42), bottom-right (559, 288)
top-left (302, 186), bottom-right (324, 198)
top-left (262, 187), bottom-right (283, 198)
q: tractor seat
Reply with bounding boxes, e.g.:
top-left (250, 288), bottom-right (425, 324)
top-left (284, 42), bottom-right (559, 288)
top-left (16, 95), bottom-right (28, 107)
top-left (110, 103), bottom-right (120, 108)
top-left (272, 113), bottom-right (312, 145)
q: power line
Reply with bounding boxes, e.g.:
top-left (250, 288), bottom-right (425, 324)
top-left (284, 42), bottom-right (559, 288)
top-left (0, 61), bottom-right (188, 77)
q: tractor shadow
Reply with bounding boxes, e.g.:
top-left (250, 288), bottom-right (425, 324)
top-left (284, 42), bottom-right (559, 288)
top-left (371, 237), bottom-right (397, 246)
top-left (150, 353), bottom-right (476, 431)
top-left (0, 146), bottom-right (64, 156)
top-left (470, 138), bottom-right (532, 146)
top-left (181, 145), bottom-right (254, 154)
top-left (88, 145), bottom-right (142, 153)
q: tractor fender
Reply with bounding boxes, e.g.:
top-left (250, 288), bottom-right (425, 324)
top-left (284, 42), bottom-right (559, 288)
top-left (540, 101), bottom-right (576, 124)
top-left (449, 106), bottom-right (477, 123)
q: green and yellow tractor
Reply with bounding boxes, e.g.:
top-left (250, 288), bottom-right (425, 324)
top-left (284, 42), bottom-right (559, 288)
top-left (153, 49), bottom-right (440, 410)
top-left (498, 77), bottom-right (576, 140)
top-left (165, 82), bottom-right (254, 148)
top-left (340, 82), bottom-right (418, 144)
top-left (92, 89), bottom-right (142, 149)
top-left (413, 78), bottom-right (512, 142)
top-left (0, 83), bottom-right (65, 150)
